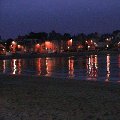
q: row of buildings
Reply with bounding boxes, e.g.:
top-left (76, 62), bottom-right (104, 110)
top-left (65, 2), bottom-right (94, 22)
top-left (0, 31), bottom-right (120, 55)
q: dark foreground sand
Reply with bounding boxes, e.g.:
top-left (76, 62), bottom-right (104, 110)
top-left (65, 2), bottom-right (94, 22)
top-left (0, 75), bottom-right (120, 120)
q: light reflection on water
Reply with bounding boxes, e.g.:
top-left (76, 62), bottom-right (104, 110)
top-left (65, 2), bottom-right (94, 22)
top-left (68, 57), bottom-right (74, 78)
top-left (106, 54), bottom-right (110, 82)
top-left (86, 55), bottom-right (98, 81)
top-left (0, 54), bottom-right (120, 82)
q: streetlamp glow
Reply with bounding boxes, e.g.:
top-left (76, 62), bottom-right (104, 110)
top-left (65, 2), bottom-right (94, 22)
top-left (12, 41), bottom-right (16, 45)
top-left (18, 45), bottom-right (21, 48)
top-left (88, 45), bottom-right (90, 50)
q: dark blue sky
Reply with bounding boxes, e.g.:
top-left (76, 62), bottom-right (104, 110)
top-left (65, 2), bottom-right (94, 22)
top-left (0, 0), bottom-right (120, 39)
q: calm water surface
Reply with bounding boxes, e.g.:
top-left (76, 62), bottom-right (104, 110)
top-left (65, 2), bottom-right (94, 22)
top-left (0, 54), bottom-right (120, 82)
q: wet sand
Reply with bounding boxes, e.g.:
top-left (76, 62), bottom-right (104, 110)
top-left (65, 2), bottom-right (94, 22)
top-left (0, 75), bottom-right (120, 120)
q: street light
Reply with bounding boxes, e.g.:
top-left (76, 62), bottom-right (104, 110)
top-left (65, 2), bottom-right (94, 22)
top-left (88, 46), bottom-right (90, 51)
top-left (12, 41), bottom-right (16, 45)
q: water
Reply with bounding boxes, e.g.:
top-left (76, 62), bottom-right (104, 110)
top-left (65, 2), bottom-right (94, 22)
top-left (0, 54), bottom-right (120, 82)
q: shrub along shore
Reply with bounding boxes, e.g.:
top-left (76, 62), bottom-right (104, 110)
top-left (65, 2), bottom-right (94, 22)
top-left (0, 74), bottom-right (120, 119)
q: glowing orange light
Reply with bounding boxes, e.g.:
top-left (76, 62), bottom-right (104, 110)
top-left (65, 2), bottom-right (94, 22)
top-left (18, 45), bottom-right (21, 48)
top-left (12, 41), bottom-right (16, 45)
top-left (36, 44), bottom-right (40, 47)
top-left (45, 41), bottom-right (52, 49)
top-left (70, 39), bottom-right (72, 43)
top-left (67, 39), bottom-right (72, 46)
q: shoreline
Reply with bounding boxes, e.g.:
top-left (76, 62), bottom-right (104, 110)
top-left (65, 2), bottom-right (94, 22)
top-left (1, 74), bottom-right (120, 119)
top-left (0, 50), bottom-right (120, 60)
top-left (1, 73), bottom-right (120, 84)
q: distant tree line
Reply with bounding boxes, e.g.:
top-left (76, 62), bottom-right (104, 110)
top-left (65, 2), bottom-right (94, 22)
top-left (1, 29), bottom-right (120, 51)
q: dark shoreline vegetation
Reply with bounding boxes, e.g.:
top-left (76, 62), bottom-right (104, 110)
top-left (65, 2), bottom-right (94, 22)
top-left (3, 29), bottom-right (120, 41)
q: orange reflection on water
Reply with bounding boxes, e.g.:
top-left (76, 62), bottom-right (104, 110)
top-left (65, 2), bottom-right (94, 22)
top-left (36, 58), bottom-right (41, 75)
top-left (0, 60), bottom-right (6, 73)
top-left (45, 58), bottom-right (55, 76)
top-left (3, 60), bottom-right (6, 73)
top-left (68, 57), bottom-right (74, 78)
top-left (86, 55), bottom-right (98, 80)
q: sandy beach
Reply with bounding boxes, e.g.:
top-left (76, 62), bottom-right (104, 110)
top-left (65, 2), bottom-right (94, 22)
top-left (0, 74), bottom-right (120, 120)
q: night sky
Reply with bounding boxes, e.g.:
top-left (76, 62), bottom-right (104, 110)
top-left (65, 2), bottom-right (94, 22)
top-left (0, 0), bottom-right (120, 39)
